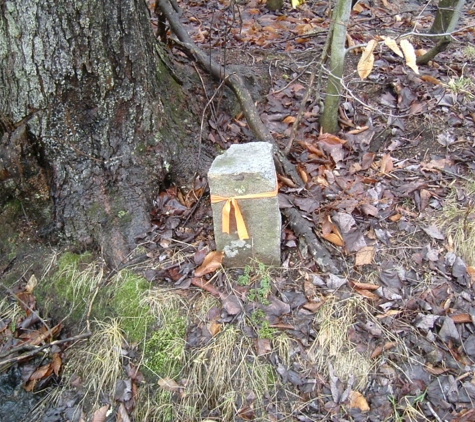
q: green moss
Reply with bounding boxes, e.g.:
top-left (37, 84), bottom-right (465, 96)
top-left (144, 308), bottom-right (187, 378)
top-left (34, 252), bottom-right (94, 323)
top-left (105, 272), bottom-right (154, 343)
top-left (36, 253), bottom-right (154, 343)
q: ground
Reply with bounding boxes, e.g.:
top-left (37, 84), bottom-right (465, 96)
top-left (1, 0), bottom-right (475, 421)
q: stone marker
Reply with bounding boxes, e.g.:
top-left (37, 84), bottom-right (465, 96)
top-left (208, 142), bottom-right (281, 266)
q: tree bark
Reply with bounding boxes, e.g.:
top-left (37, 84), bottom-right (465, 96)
top-left (320, 0), bottom-right (353, 134)
top-left (0, 0), bottom-right (201, 265)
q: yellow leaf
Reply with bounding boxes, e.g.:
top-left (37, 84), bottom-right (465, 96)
top-left (349, 391), bottom-right (370, 412)
top-left (291, 0), bottom-right (304, 8)
top-left (357, 39), bottom-right (378, 80)
top-left (383, 36), bottom-right (403, 57)
top-left (400, 39), bottom-right (419, 74)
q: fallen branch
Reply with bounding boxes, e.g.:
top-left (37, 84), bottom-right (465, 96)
top-left (157, 0), bottom-right (302, 187)
top-left (0, 331), bottom-right (91, 369)
top-left (281, 207), bottom-right (340, 274)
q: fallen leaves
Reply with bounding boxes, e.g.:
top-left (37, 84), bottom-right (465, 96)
top-left (194, 251), bottom-right (224, 277)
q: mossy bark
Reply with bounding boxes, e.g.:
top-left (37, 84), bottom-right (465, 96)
top-left (0, 0), bottom-right (201, 265)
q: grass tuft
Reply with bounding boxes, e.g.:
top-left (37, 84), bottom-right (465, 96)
top-left (309, 297), bottom-right (372, 390)
top-left (437, 181), bottom-right (475, 266)
top-left (64, 318), bottom-right (126, 407)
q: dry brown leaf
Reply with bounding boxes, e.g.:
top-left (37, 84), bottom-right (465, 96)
top-left (92, 405), bottom-right (110, 422)
top-left (117, 403), bottom-right (131, 422)
top-left (52, 353), bottom-right (62, 376)
top-left (318, 133), bottom-right (346, 145)
top-left (190, 277), bottom-right (221, 298)
top-left (451, 314), bottom-right (473, 324)
top-left (256, 338), bottom-right (272, 356)
top-left (322, 232), bottom-right (344, 247)
top-left (208, 320), bottom-right (222, 336)
top-left (25, 274), bottom-right (38, 294)
top-left (421, 75), bottom-right (442, 85)
top-left (351, 280), bottom-right (380, 290)
top-left (383, 36), bottom-right (403, 57)
top-left (355, 288), bottom-right (379, 300)
top-left (283, 115), bottom-right (296, 124)
top-left (389, 213), bottom-right (402, 222)
top-left (357, 39), bottom-right (378, 79)
top-left (371, 341), bottom-right (397, 358)
top-left (400, 39), bottom-right (419, 74)
top-left (29, 364), bottom-right (53, 381)
top-left (355, 246), bottom-right (376, 266)
top-left (467, 266), bottom-right (475, 284)
top-left (24, 379), bottom-right (38, 392)
top-left (379, 153), bottom-right (393, 174)
top-left (297, 165), bottom-right (308, 184)
top-left (377, 310), bottom-right (402, 318)
top-left (194, 251), bottom-right (223, 277)
top-left (426, 364), bottom-right (451, 375)
top-left (349, 391), bottom-right (370, 412)
top-left (347, 126), bottom-right (369, 135)
top-left (303, 301), bottom-right (325, 313)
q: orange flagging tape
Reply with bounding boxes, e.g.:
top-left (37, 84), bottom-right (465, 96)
top-left (210, 185), bottom-right (278, 240)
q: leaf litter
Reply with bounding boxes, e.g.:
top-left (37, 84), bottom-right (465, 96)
top-left (2, 0), bottom-right (475, 420)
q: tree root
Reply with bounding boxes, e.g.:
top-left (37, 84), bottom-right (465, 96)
top-left (281, 207), bottom-right (341, 274)
top-left (157, 0), bottom-right (302, 187)
top-left (158, 0), bottom-right (341, 272)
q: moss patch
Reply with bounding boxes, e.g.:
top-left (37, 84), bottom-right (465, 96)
top-left (143, 307), bottom-right (187, 379)
top-left (103, 271), bottom-right (154, 343)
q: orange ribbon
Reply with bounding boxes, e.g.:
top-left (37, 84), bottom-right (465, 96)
top-left (211, 186), bottom-right (278, 240)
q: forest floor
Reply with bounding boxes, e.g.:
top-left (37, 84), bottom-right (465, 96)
top-left (1, 0), bottom-right (475, 421)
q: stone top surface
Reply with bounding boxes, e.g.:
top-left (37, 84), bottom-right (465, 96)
top-left (208, 142), bottom-right (275, 178)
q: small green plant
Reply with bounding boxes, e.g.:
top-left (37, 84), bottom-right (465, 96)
top-left (249, 309), bottom-right (277, 339)
top-left (447, 76), bottom-right (474, 98)
top-left (244, 262), bottom-right (273, 305)
top-left (117, 210), bottom-right (128, 218)
top-left (237, 265), bottom-right (252, 286)
top-left (248, 277), bottom-right (271, 305)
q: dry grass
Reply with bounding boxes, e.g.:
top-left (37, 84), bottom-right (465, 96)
top-left (67, 318), bottom-right (126, 404)
top-left (436, 180), bottom-right (475, 266)
top-left (308, 296), bottom-right (373, 391)
top-left (134, 288), bottom-right (284, 421)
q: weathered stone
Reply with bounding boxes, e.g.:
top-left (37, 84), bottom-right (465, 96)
top-left (208, 142), bottom-right (281, 266)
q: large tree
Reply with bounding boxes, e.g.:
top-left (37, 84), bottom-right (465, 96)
top-left (0, 0), bottom-right (204, 265)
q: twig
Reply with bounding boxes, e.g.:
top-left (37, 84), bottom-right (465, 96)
top-left (0, 331), bottom-right (91, 368)
top-left (426, 401), bottom-right (443, 422)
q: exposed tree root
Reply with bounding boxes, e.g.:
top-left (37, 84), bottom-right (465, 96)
top-left (281, 207), bottom-right (341, 274)
top-left (157, 0), bottom-right (342, 272)
top-left (157, 0), bottom-right (302, 187)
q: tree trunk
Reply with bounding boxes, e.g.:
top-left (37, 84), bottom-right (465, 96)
top-left (429, 0), bottom-right (464, 35)
top-left (319, 0), bottom-right (353, 134)
top-left (0, 0), bottom-right (201, 265)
